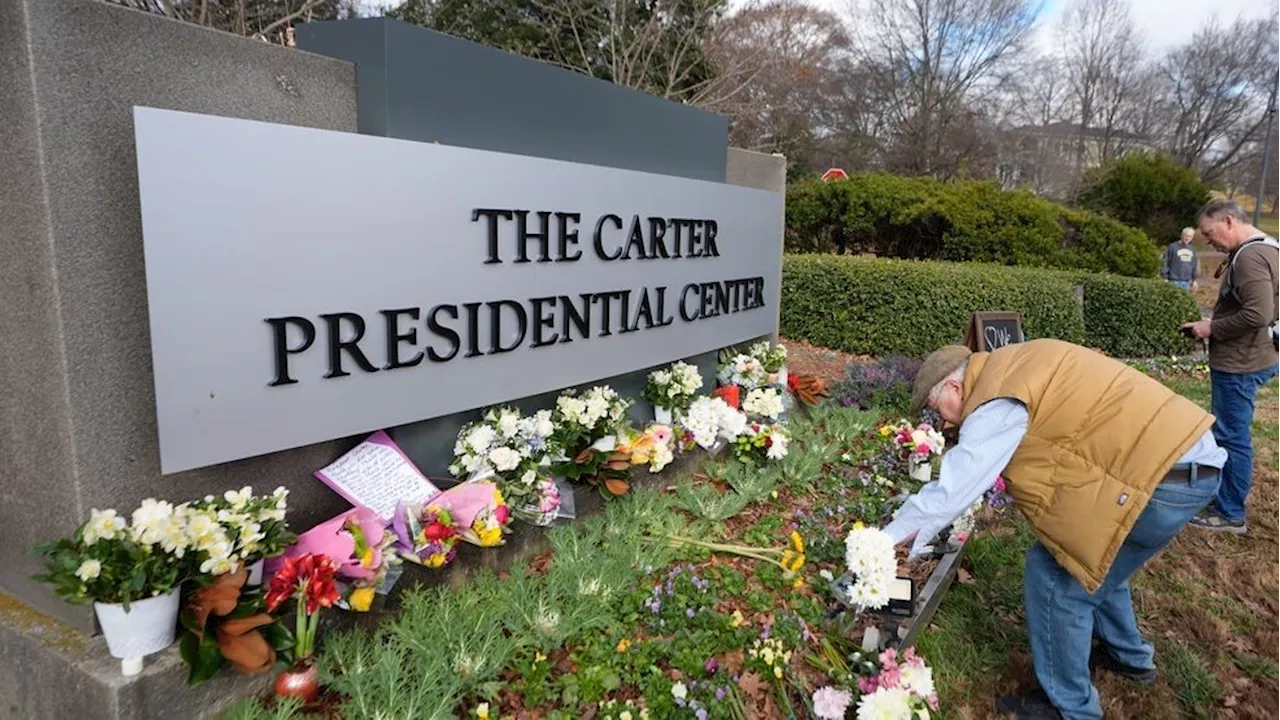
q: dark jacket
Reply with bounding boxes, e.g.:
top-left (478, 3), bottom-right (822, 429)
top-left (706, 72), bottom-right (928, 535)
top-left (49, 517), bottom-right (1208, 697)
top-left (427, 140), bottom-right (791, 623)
top-left (1161, 241), bottom-right (1197, 282)
top-left (1210, 235), bottom-right (1279, 373)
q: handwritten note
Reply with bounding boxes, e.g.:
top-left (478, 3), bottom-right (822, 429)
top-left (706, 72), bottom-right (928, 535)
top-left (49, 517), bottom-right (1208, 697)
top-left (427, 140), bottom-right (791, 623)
top-left (315, 431), bottom-right (440, 520)
top-left (984, 324), bottom-right (1015, 350)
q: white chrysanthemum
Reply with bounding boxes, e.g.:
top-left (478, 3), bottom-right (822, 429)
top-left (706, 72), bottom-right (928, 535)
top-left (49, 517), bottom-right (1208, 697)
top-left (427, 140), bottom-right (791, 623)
top-left (533, 410), bottom-right (555, 438)
top-left (766, 430), bottom-right (789, 460)
top-left (900, 663), bottom-right (935, 699)
top-left (856, 686), bottom-right (914, 720)
top-left (717, 405), bottom-right (748, 441)
top-left (497, 410), bottom-right (521, 439)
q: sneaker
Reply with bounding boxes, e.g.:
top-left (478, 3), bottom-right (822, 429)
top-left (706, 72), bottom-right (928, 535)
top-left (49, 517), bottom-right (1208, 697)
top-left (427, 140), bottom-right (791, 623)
top-left (1090, 645), bottom-right (1157, 685)
top-left (1189, 511), bottom-right (1246, 535)
top-left (995, 690), bottom-right (1064, 719)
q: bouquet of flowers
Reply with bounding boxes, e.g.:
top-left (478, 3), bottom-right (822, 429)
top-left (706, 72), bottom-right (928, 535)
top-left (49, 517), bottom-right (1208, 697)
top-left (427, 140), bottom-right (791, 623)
top-left (840, 524), bottom-right (897, 610)
top-left (732, 422), bottom-right (790, 464)
top-left (853, 646), bottom-right (939, 719)
top-left (747, 339), bottom-right (788, 375)
top-left (449, 406), bottom-right (559, 512)
top-left (34, 502), bottom-right (189, 609)
top-left (447, 481), bottom-right (512, 548)
top-left (188, 486), bottom-right (295, 578)
top-left (273, 506), bottom-right (400, 612)
top-left (264, 553), bottom-right (340, 663)
top-left (679, 396), bottom-right (748, 451)
top-left (551, 385), bottom-right (635, 494)
top-left (717, 350), bottom-right (768, 390)
top-left (880, 420), bottom-right (945, 464)
top-left (742, 387), bottom-right (785, 421)
top-left (985, 475), bottom-right (1013, 509)
top-left (620, 424), bottom-right (676, 473)
top-left (391, 502), bottom-right (459, 568)
top-left (642, 361), bottom-right (704, 419)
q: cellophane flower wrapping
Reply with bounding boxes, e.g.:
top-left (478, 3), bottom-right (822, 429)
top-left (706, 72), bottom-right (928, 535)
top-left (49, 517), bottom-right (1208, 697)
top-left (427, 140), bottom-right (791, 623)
top-left (732, 422), bottom-right (790, 464)
top-left (619, 424), bottom-right (676, 473)
top-left (879, 420), bottom-right (946, 464)
top-left (392, 501), bottom-right (459, 569)
top-left (267, 506), bottom-right (400, 612)
top-left (854, 647), bottom-right (939, 719)
top-left (680, 396), bottom-right (748, 451)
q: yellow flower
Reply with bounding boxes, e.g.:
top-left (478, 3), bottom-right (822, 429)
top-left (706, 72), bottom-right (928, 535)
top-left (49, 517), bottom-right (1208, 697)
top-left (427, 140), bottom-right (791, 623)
top-left (789, 530), bottom-right (804, 553)
top-left (620, 712), bottom-right (633, 720)
top-left (730, 610), bottom-right (745, 628)
top-left (475, 525), bottom-right (503, 546)
top-left (360, 547), bottom-right (376, 568)
top-left (852, 521), bottom-right (865, 530)
top-left (616, 638), bottom-right (632, 653)
top-left (788, 553), bottom-right (806, 573)
top-left (349, 586), bottom-right (375, 612)
top-left (475, 703), bottom-right (490, 720)
top-left (535, 651), bottom-right (548, 664)
top-left (773, 665), bottom-right (783, 679)
top-left (879, 425), bottom-right (893, 437)
top-left (792, 577), bottom-right (805, 589)
top-left (770, 490), bottom-right (779, 499)
top-left (493, 488), bottom-right (506, 506)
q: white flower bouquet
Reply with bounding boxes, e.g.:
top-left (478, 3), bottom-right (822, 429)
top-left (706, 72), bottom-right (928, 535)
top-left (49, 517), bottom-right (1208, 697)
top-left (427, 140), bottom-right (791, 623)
top-left (449, 406), bottom-right (561, 518)
top-left (742, 387), bottom-right (785, 421)
top-left (840, 524), bottom-right (897, 610)
top-left (679, 396), bottom-right (748, 451)
top-left (642, 361), bottom-right (704, 420)
top-left (717, 350), bottom-right (768, 390)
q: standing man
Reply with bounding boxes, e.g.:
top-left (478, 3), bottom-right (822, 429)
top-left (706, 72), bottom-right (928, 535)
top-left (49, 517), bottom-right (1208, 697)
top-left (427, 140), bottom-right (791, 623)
top-left (887, 339), bottom-right (1225, 720)
top-left (1183, 198), bottom-right (1280, 534)
top-left (1161, 227), bottom-right (1199, 291)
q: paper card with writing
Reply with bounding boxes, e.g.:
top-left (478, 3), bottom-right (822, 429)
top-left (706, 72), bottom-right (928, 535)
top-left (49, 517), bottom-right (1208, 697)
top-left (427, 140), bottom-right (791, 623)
top-left (315, 431), bottom-right (440, 521)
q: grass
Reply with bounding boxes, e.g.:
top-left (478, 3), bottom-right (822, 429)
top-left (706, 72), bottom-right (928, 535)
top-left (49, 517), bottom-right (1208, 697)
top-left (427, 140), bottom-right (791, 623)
top-left (920, 375), bottom-right (1279, 719)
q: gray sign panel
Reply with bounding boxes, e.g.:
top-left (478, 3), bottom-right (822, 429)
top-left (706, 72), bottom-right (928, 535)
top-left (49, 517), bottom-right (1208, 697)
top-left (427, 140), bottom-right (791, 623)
top-left (133, 107), bottom-right (783, 474)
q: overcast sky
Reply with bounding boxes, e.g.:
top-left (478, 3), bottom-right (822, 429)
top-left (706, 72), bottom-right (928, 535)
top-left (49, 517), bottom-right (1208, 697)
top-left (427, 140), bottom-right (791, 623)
top-left (760, 0), bottom-right (1276, 53)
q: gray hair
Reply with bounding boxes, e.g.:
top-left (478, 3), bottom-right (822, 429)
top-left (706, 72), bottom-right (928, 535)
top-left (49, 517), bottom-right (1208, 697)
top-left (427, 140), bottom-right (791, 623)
top-left (928, 360), bottom-right (969, 404)
top-left (1198, 198), bottom-right (1249, 224)
top-left (1180, 227), bottom-right (1195, 237)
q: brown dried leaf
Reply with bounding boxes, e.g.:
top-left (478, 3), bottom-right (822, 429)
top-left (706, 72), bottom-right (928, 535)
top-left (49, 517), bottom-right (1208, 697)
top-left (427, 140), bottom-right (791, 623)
top-left (738, 671), bottom-right (767, 701)
top-left (722, 649), bottom-right (745, 676)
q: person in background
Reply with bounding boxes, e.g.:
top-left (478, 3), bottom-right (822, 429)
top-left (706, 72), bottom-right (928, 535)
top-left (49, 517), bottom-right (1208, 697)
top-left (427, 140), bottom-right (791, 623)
top-left (1183, 198), bottom-right (1280, 534)
top-left (889, 340), bottom-right (1225, 720)
top-left (1161, 227), bottom-right (1199, 291)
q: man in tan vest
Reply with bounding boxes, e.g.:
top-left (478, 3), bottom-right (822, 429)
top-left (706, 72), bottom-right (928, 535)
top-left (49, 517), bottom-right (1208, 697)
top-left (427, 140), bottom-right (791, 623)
top-left (886, 339), bottom-right (1225, 720)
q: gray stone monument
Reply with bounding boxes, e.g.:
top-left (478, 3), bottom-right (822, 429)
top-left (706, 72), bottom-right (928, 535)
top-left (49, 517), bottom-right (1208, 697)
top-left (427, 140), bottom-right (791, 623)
top-left (0, 3), bottom-right (785, 718)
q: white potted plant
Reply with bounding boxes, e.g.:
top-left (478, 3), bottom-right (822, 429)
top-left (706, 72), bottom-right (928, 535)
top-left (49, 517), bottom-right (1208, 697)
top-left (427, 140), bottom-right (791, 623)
top-left (187, 486), bottom-right (294, 586)
top-left (33, 501), bottom-right (191, 676)
top-left (643, 360), bottom-right (704, 424)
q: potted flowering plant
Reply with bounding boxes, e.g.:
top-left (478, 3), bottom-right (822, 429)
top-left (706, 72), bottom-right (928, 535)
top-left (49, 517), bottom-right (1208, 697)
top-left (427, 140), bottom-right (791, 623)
top-left (716, 350), bottom-right (767, 396)
top-left (449, 407), bottom-right (562, 526)
top-left (264, 553), bottom-right (340, 702)
top-left (642, 361), bottom-right (703, 423)
top-left (731, 422), bottom-right (790, 464)
top-left (188, 486), bottom-right (294, 586)
top-left (33, 501), bottom-right (190, 676)
top-left (550, 386), bottom-right (635, 496)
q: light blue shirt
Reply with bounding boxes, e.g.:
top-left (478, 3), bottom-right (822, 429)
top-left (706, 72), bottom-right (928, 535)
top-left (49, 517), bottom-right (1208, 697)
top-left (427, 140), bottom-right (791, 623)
top-left (883, 398), bottom-right (1227, 557)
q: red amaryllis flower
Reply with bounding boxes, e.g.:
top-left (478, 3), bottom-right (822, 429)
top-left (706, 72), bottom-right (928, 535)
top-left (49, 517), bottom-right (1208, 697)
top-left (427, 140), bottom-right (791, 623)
top-left (264, 553), bottom-right (340, 614)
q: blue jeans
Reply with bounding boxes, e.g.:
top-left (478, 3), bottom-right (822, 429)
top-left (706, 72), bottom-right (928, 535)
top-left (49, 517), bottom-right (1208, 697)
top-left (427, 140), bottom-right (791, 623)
top-left (1211, 365), bottom-right (1278, 522)
top-left (1169, 279), bottom-right (1192, 290)
top-left (1024, 472), bottom-right (1220, 719)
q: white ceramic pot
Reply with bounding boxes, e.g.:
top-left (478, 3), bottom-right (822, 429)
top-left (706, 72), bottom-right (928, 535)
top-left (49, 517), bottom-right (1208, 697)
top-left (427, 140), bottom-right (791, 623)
top-left (245, 558), bottom-right (265, 587)
top-left (776, 366), bottom-right (788, 387)
top-left (94, 587), bottom-right (181, 676)
top-left (909, 458), bottom-right (932, 482)
top-left (654, 406), bottom-right (673, 425)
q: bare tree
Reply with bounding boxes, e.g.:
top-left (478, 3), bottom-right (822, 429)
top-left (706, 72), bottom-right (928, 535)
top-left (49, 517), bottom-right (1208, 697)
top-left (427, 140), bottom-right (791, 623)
top-left (102, 0), bottom-right (358, 43)
top-left (847, 0), bottom-right (1038, 178)
top-left (1159, 14), bottom-right (1279, 182)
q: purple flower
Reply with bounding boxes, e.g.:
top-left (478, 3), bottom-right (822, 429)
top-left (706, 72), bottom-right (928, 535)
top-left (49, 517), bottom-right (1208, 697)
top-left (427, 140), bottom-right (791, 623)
top-left (705, 658), bottom-right (719, 674)
top-left (716, 687), bottom-right (727, 701)
top-left (696, 710), bottom-right (708, 720)
top-left (686, 608), bottom-right (696, 618)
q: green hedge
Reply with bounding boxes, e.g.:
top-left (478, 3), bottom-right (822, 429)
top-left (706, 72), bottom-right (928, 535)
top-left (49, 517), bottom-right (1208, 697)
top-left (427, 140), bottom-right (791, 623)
top-left (785, 174), bottom-right (1159, 278)
top-left (780, 255), bottom-right (1198, 358)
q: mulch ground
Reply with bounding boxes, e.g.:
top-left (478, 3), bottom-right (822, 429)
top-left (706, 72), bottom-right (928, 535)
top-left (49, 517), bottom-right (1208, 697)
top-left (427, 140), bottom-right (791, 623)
top-left (779, 338), bottom-right (869, 387)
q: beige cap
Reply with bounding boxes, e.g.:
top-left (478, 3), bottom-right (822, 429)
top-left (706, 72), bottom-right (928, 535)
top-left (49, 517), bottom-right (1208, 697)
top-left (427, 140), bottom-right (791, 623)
top-left (909, 345), bottom-right (973, 415)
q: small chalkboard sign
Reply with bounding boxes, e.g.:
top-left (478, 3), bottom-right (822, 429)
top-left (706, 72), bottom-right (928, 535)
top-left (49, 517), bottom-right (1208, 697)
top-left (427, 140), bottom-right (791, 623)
top-left (964, 312), bottom-right (1025, 352)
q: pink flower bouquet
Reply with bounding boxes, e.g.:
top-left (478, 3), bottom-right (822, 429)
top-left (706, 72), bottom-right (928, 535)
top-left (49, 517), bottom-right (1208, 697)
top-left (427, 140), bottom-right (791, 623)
top-left (267, 506), bottom-right (398, 611)
top-left (392, 501), bottom-right (458, 569)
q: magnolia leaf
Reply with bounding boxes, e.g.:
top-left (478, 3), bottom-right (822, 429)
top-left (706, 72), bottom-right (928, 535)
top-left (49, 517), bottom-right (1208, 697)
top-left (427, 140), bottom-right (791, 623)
top-left (180, 631), bottom-right (224, 686)
top-left (604, 479), bottom-right (630, 496)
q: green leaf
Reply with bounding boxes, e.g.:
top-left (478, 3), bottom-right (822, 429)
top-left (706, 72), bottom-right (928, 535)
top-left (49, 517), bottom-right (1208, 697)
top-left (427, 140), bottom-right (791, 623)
top-left (180, 631), bottom-right (224, 686)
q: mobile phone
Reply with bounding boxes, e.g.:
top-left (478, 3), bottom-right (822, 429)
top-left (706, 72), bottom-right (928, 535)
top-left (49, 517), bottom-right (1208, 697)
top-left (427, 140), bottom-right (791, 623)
top-left (1179, 325), bottom-right (1196, 338)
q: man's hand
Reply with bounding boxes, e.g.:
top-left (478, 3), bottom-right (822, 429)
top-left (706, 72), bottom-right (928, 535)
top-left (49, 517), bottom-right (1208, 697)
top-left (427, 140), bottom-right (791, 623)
top-left (1191, 280), bottom-right (1199, 292)
top-left (1183, 320), bottom-right (1212, 340)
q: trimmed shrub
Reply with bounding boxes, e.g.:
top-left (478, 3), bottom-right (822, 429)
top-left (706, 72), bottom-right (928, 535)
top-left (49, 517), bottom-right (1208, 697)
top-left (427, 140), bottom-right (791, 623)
top-left (785, 173), bottom-right (1160, 277)
top-left (1078, 152), bottom-right (1211, 245)
top-left (1072, 273), bottom-right (1202, 358)
top-left (780, 255), bottom-right (1197, 358)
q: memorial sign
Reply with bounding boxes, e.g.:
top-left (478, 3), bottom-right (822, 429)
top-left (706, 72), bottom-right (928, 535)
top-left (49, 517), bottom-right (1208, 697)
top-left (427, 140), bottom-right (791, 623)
top-left (963, 312), bottom-right (1025, 352)
top-left (133, 108), bottom-right (784, 473)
